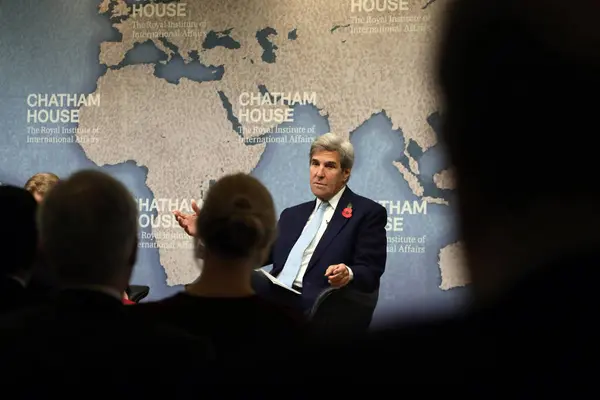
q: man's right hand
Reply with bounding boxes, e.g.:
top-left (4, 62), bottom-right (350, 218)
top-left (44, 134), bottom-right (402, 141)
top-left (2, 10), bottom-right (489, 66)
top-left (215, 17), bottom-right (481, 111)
top-left (173, 200), bottom-right (200, 237)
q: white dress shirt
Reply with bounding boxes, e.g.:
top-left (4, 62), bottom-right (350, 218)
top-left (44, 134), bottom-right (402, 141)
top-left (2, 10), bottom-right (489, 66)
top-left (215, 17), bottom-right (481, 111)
top-left (292, 185), bottom-right (353, 288)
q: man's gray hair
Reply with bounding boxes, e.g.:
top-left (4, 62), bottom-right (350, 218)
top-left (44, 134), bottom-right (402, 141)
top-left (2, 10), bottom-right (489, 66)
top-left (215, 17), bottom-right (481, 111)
top-left (38, 169), bottom-right (138, 286)
top-left (310, 132), bottom-right (355, 170)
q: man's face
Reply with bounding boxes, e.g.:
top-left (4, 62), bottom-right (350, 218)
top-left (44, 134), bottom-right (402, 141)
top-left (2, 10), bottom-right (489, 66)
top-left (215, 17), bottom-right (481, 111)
top-left (309, 150), bottom-right (350, 201)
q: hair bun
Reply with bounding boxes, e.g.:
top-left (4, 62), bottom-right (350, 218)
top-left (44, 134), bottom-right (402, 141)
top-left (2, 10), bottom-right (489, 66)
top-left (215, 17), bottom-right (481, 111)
top-left (195, 173), bottom-right (277, 261)
top-left (232, 196), bottom-right (252, 210)
top-left (211, 212), bottom-right (264, 257)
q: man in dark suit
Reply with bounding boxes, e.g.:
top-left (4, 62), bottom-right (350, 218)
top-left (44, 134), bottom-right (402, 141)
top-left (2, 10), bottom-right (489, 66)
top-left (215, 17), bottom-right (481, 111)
top-left (262, 133), bottom-right (387, 312)
top-left (0, 185), bottom-right (38, 314)
top-left (175, 133), bottom-right (387, 314)
top-left (0, 170), bottom-right (214, 394)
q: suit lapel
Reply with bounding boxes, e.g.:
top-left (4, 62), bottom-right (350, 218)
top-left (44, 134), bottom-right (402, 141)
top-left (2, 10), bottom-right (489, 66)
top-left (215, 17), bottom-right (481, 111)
top-left (307, 188), bottom-right (354, 271)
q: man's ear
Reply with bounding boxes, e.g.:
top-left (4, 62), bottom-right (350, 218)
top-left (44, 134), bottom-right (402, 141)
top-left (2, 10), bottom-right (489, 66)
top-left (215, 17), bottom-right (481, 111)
top-left (343, 168), bottom-right (351, 183)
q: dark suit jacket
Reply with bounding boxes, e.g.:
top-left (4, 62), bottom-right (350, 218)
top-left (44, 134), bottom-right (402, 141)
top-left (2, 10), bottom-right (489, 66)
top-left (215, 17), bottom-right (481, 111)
top-left (265, 186), bottom-right (387, 310)
top-left (128, 293), bottom-right (306, 364)
top-left (0, 273), bottom-right (58, 315)
top-left (0, 289), bottom-right (215, 394)
top-left (0, 276), bottom-right (27, 315)
top-left (26, 258), bottom-right (60, 302)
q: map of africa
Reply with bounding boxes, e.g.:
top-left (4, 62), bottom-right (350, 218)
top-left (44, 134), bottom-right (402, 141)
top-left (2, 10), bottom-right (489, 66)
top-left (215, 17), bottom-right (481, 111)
top-left (0, 0), bottom-right (469, 324)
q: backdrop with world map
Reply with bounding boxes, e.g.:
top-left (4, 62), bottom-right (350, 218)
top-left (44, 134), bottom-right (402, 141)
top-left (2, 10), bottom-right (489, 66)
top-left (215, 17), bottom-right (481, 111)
top-left (0, 0), bottom-right (470, 326)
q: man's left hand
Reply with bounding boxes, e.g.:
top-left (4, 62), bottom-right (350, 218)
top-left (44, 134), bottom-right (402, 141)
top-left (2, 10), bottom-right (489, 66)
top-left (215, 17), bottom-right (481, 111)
top-left (325, 264), bottom-right (351, 288)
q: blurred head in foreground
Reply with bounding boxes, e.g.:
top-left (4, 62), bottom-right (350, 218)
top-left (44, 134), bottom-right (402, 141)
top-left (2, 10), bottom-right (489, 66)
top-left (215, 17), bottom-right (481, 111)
top-left (193, 173), bottom-right (276, 289)
top-left (38, 170), bottom-right (138, 294)
top-left (437, 0), bottom-right (600, 302)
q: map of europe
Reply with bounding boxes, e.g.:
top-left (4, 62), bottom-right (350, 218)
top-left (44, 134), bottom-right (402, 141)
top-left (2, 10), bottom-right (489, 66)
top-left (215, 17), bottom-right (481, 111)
top-left (0, 0), bottom-right (469, 324)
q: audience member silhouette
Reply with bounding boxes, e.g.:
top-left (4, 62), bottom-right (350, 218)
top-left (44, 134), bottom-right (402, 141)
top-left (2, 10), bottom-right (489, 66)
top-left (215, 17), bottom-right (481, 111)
top-left (0, 186), bottom-right (38, 314)
top-left (0, 170), bottom-right (214, 394)
top-left (24, 171), bottom-right (143, 305)
top-left (423, 0), bottom-right (599, 382)
top-left (129, 173), bottom-right (305, 367)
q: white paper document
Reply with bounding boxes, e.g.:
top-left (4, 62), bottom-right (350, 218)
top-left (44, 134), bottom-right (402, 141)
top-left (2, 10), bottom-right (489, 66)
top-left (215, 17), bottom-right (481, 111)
top-left (257, 269), bottom-right (301, 295)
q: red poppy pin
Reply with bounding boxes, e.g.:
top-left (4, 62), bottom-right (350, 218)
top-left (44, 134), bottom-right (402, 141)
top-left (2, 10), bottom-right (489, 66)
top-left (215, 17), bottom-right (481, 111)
top-left (342, 202), bottom-right (353, 219)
